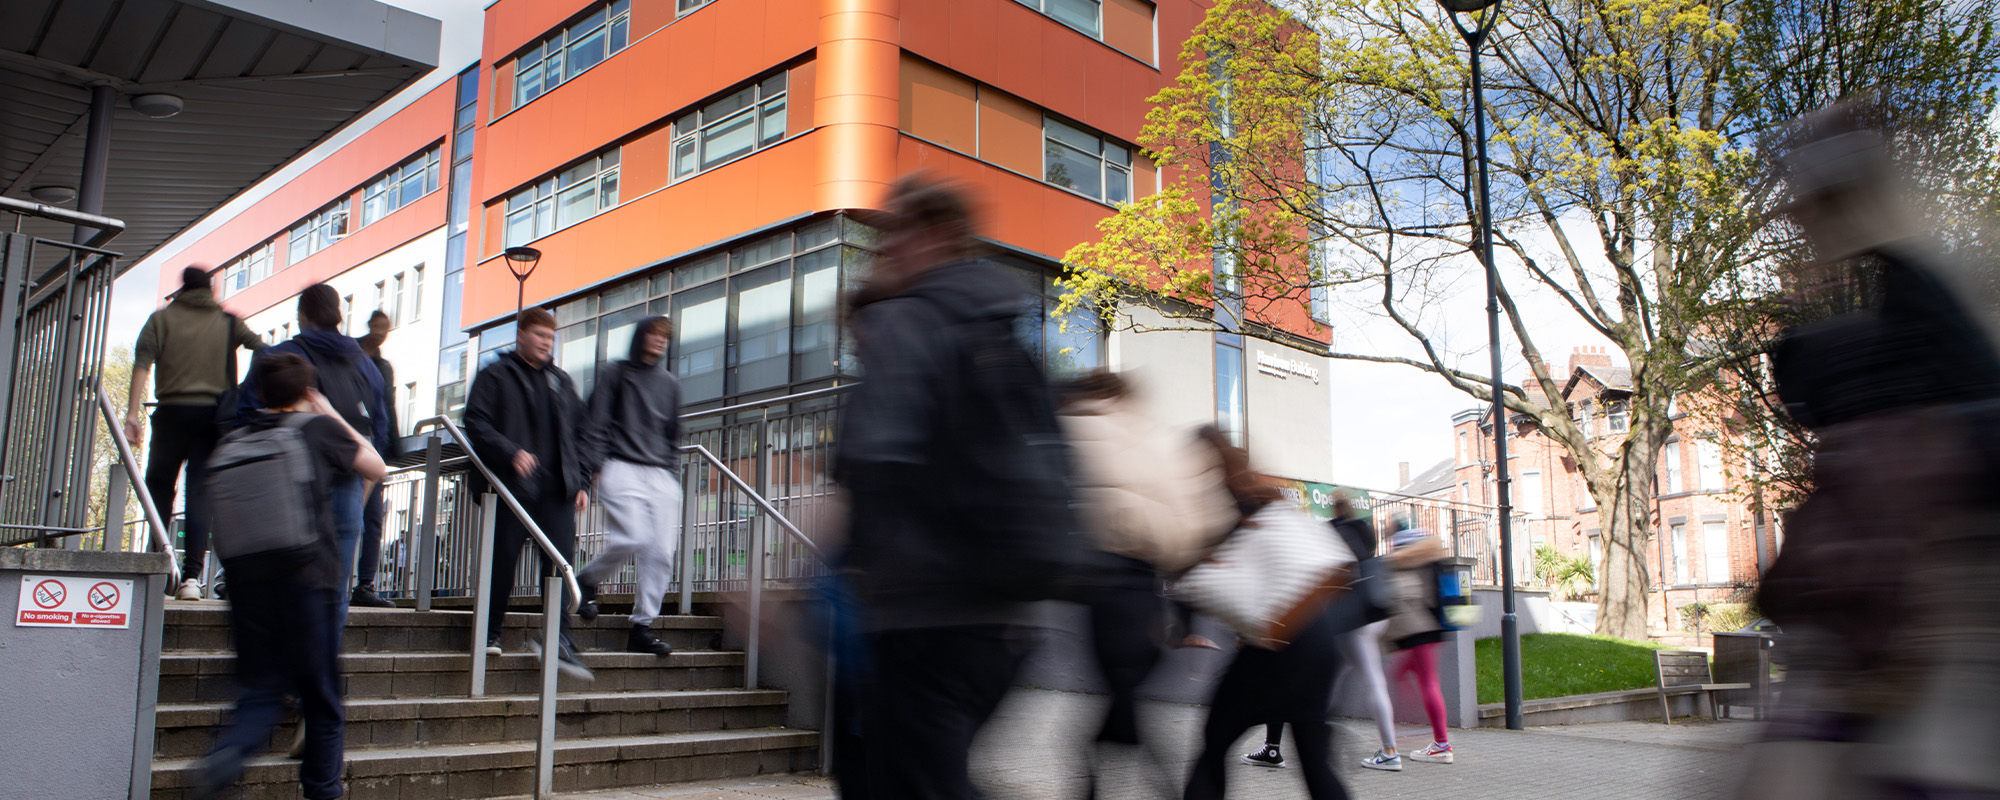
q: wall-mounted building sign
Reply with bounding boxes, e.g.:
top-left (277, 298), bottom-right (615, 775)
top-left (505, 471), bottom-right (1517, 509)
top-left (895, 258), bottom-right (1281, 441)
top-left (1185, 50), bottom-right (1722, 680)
top-left (1255, 350), bottom-right (1321, 384)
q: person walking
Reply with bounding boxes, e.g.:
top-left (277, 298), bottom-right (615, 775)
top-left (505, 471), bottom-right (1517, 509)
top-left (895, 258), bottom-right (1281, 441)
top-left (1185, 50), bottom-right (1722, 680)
top-left (575, 315), bottom-right (683, 656)
top-left (1241, 493), bottom-right (1402, 772)
top-left (237, 284), bottom-right (392, 617)
top-left (464, 307), bottom-right (593, 680)
top-left (1383, 521), bottom-right (1454, 765)
top-left (1183, 427), bottom-right (1353, 800)
top-left (351, 310), bottom-right (399, 608)
top-left (835, 174), bottom-right (1074, 800)
top-left (126, 266), bottom-right (265, 600)
top-left (191, 352), bottom-right (386, 800)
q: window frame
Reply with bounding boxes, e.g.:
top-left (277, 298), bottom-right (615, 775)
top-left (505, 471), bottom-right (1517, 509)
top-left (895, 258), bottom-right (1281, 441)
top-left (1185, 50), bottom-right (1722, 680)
top-left (671, 74), bottom-right (790, 183)
top-left (502, 147), bottom-right (622, 248)
top-left (362, 146), bottom-right (444, 227)
top-left (1014, 0), bottom-right (1104, 40)
top-left (1041, 115), bottom-right (1133, 205)
top-left (512, 0), bottom-right (633, 109)
top-left (287, 198), bottom-right (351, 264)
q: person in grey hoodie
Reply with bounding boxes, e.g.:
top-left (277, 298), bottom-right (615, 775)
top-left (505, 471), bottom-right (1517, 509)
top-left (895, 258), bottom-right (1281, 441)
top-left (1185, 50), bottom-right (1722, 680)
top-left (576, 315), bottom-right (682, 656)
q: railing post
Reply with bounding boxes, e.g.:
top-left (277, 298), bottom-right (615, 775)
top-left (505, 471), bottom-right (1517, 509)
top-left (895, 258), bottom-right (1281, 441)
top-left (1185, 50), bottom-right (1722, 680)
top-left (746, 416), bottom-right (771, 690)
top-left (678, 460), bottom-right (695, 616)
top-left (104, 465), bottom-right (127, 551)
top-left (415, 434), bottom-right (443, 613)
top-left (470, 493), bottom-right (497, 698)
top-left (536, 575), bottom-right (561, 800)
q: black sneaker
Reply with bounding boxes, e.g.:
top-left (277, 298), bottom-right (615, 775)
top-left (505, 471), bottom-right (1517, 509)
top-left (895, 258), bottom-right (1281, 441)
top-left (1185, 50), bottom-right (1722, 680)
top-left (628, 624), bottom-right (673, 657)
top-left (350, 586), bottom-right (395, 608)
top-left (485, 635), bottom-right (502, 657)
top-left (576, 582), bottom-right (600, 622)
top-left (1240, 745), bottom-right (1285, 768)
top-left (526, 638), bottom-right (596, 682)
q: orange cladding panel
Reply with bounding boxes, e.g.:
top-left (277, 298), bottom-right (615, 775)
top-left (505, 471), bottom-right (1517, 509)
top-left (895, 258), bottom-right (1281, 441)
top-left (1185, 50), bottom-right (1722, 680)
top-left (895, 136), bottom-right (1109, 264)
top-left (976, 87), bottom-right (1043, 177)
top-left (947, 1), bottom-right (1000, 80)
top-left (812, 1), bottom-right (901, 214)
top-left (461, 133), bottom-right (823, 327)
top-left (221, 190), bottom-right (447, 318)
top-left (1103, 0), bottom-right (1156, 64)
top-left (485, 0), bottom-right (597, 63)
top-left (900, 56), bottom-right (977, 153)
top-left (630, 0), bottom-right (675, 39)
top-left (157, 83), bottom-right (454, 300)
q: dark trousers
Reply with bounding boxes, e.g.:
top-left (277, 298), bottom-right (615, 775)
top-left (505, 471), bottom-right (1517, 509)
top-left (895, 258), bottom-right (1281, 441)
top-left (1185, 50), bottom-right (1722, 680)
top-left (1185, 607), bottom-right (1349, 800)
top-left (205, 580), bottom-right (345, 799)
top-left (1085, 557), bottom-right (1167, 745)
top-left (358, 483), bottom-right (385, 589)
top-left (485, 488), bottom-right (577, 643)
top-left (144, 404), bottom-right (218, 578)
top-left (863, 625), bottom-right (1027, 800)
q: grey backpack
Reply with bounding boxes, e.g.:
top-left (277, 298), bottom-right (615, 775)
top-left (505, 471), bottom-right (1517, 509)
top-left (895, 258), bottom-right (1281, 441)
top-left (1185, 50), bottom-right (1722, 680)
top-left (206, 414), bottom-right (318, 561)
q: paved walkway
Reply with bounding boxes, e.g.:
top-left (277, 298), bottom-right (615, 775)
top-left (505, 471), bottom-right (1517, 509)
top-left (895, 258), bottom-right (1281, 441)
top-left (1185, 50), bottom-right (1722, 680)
top-left (557, 689), bottom-right (1760, 799)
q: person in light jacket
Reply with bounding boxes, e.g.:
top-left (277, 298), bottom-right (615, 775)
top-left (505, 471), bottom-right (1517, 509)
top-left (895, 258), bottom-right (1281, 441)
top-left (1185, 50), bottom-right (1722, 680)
top-left (1383, 523), bottom-right (1454, 765)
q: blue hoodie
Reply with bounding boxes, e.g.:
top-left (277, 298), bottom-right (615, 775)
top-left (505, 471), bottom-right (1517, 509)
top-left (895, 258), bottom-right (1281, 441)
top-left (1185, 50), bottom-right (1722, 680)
top-left (237, 327), bottom-right (392, 450)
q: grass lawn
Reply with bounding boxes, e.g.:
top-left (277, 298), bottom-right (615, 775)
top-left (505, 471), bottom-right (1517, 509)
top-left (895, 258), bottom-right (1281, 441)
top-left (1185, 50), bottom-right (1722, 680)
top-left (1474, 633), bottom-right (1677, 705)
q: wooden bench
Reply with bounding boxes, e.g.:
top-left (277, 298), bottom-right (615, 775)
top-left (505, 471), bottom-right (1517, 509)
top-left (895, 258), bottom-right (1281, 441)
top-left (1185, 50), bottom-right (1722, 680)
top-left (1654, 650), bottom-right (1753, 725)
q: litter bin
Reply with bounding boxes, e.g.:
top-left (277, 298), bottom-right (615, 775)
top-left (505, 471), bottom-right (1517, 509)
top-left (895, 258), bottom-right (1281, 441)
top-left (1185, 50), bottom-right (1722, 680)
top-left (1712, 630), bottom-right (1777, 720)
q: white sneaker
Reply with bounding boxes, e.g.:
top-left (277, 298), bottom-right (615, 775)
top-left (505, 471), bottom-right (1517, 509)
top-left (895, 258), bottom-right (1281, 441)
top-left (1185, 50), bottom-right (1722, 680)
top-left (1409, 742), bottom-right (1453, 764)
top-left (1360, 749), bottom-right (1403, 771)
top-left (174, 579), bottom-right (202, 601)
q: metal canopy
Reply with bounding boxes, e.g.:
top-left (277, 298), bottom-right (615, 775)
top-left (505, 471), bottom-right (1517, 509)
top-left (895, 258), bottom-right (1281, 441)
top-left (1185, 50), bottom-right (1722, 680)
top-left (0, 0), bottom-right (441, 276)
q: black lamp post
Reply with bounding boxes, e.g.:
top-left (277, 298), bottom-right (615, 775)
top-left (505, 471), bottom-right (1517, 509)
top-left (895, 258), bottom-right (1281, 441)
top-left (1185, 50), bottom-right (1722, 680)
top-left (1439, 0), bottom-right (1523, 731)
top-left (504, 246), bottom-right (543, 317)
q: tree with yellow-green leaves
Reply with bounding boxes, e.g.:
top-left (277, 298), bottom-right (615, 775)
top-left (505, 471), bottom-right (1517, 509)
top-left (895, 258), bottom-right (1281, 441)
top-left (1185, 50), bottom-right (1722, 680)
top-left (1061, 0), bottom-right (1999, 639)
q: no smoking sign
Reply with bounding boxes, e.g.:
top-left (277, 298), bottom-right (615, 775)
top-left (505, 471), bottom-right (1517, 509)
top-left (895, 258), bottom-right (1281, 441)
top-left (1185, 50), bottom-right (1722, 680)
top-left (16, 575), bottom-right (132, 629)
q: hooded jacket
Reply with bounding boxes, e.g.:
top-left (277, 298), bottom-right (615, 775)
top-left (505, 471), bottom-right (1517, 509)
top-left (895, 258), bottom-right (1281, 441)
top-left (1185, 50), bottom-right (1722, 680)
top-left (238, 327), bottom-right (391, 450)
top-left (834, 258), bottom-right (1042, 631)
top-left (581, 316), bottom-right (682, 473)
top-left (464, 350), bottom-right (591, 502)
top-left (133, 288), bottom-right (264, 406)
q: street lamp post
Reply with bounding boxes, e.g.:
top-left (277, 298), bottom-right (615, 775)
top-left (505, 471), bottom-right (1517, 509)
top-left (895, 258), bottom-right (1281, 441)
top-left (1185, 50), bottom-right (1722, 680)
top-left (1438, 0), bottom-right (1523, 730)
top-left (504, 246), bottom-right (543, 317)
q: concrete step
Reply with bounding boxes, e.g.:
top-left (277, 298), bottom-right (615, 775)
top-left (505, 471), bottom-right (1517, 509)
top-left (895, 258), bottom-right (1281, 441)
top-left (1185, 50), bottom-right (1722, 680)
top-left (159, 649), bottom-right (748, 703)
top-left (154, 687), bottom-right (793, 759)
top-left (149, 727), bottom-right (820, 800)
top-left (163, 605), bottom-right (725, 655)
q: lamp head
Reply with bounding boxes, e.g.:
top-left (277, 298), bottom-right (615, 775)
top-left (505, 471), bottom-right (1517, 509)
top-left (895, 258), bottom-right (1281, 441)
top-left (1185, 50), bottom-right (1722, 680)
top-left (503, 246), bottom-right (542, 279)
top-left (1438, 0), bottom-right (1500, 11)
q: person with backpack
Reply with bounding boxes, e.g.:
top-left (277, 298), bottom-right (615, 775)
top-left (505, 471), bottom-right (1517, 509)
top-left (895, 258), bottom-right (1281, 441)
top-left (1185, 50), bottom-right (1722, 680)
top-left (1241, 492), bottom-right (1403, 772)
top-left (351, 310), bottom-right (400, 608)
top-left (464, 306), bottom-right (593, 680)
top-left (574, 314), bottom-right (682, 656)
top-left (235, 284), bottom-right (391, 620)
top-left (192, 352), bottom-right (386, 800)
top-left (1383, 521), bottom-right (1454, 766)
top-left (834, 174), bottom-right (1078, 800)
top-left (126, 266), bottom-right (265, 600)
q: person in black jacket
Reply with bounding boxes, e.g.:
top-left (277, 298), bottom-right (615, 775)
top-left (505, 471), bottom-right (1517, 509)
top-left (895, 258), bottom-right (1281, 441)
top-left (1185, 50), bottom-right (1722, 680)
top-left (351, 310), bottom-right (398, 608)
top-left (464, 307), bottom-right (593, 680)
top-left (575, 315), bottom-right (682, 656)
top-left (834, 175), bottom-right (1042, 800)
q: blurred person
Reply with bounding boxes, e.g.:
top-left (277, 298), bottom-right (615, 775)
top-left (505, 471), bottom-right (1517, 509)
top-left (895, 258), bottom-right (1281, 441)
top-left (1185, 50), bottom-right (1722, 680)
top-left (1383, 520), bottom-right (1454, 765)
top-left (465, 307), bottom-right (594, 681)
top-left (1243, 492), bottom-right (1403, 772)
top-left (351, 310), bottom-right (398, 608)
top-left (834, 174), bottom-right (1075, 800)
top-left (1059, 369), bottom-right (1236, 792)
top-left (575, 315), bottom-right (683, 656)
top-left (1738, 112), bottom-right (2000, 799)
top-left (127, 266), bottom-right (265, 600)
top-left (192, 352), bottom-right (386, 800)
top-left (1182, 427), bottom-right (1353, 800)
top-left (237, 283), bottom-right (391, 625)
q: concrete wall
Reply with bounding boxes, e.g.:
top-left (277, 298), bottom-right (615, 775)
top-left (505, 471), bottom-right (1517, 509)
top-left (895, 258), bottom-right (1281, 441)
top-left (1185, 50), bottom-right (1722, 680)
top-left (0, 549), bottom-right (171, 800)
top-left (1109, 305), bottom-right (1216, 432)
top-left (1463, 588), bottom-right (1595, 640)
top-left (1245, 342), bottom-right (1332, 484)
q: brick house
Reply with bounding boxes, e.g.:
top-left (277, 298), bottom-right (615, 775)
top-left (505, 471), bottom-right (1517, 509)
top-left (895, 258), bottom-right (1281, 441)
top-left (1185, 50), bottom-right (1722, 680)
top-left (1446, 347), bottom-right (1786, 635)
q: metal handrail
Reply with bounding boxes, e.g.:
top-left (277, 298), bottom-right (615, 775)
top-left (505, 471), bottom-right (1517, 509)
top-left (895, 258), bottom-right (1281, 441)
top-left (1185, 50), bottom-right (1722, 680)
top-left (412, 415), bottom-right (581, 611)
top-left (678, 442), bottom-right (822, 561)
top-left (93, 381), bottom-right (178, 583)
top-left (678, 384), bottom-right (849, 423)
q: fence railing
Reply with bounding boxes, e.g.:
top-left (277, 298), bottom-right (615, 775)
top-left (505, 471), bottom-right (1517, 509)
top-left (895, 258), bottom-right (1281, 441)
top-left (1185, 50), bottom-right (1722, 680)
top-left (1357, 489), bottom-right (1529, 588)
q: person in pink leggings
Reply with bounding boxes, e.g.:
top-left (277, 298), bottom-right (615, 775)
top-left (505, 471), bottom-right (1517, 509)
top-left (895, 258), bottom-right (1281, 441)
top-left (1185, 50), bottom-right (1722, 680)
top-left (1383, 524), bottom-right (1454, 764)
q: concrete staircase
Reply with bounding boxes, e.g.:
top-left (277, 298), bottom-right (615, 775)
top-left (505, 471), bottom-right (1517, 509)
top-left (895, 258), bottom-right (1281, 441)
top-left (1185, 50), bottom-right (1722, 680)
top-left (148, 603), bottom-right (819, 799)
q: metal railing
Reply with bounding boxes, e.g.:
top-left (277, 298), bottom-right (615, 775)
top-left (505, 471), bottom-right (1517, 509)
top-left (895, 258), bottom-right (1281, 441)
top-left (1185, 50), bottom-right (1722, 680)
top-left (94, 382), bottom-right (178, 583)
top-left (1357, 488), bottom-right (1528, 587)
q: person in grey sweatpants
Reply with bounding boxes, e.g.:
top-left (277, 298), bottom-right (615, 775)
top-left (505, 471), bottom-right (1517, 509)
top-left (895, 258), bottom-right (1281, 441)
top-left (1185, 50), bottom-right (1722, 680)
top-left (576, 315), bottom-right (683, 656)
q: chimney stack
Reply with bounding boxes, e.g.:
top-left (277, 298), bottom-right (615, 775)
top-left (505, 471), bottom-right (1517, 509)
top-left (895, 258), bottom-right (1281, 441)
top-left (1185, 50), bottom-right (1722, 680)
top-left (1567, 345), bottom-right (1613, 375)
top-left (1398, 461), bottom-right (1411, 487)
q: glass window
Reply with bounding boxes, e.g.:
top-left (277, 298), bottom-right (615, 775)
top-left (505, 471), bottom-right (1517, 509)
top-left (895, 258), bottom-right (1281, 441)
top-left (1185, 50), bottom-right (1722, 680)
top-left (678, 0), bottom-right (715, 15)
top-left (599, 304), bottom-right (649, 365)
top-left (1671, 523), bottom-right (1689, 585)
top-left (1703, 521), bottom-right (1730, 584)
top-left (1043, 115), bottom-right (1132, 204)
top-left (1043, 277), bottom-right (1101, 378)
top-left (287, 199), bottom-right (350, 263)
top-left (677, 253), bottom-right (727, 290)
top-left (1698, 439), bottom-right (1724, 490)
top-left (1662, 441), bottom-right (1682, 493)
top-left (391, 273), bottom-right (406, 327)
top-left (1520, 470), bottom-right (1542, 516)
top-left (558, 320), bottom-right (598, 396)
top-left (1018, 0), bottom-right (1103, 39)
top-left (1215, 341), bottom-right (1245, 446)
top-left (504, 149), bottom-right (619, 247)
top-left (512, 0), bottom-right (633, 108)
top-left (673, 73), bottom-right (789, 181)
top-left (731, 265), bottom-right (793, 393)
top-left (793, 248), bottom-right (840, 380)
top-left (675, 282), bottom-right (728, 403)
top-left (733, 232), bottom-right (790, 271)
top-left (362, 146), bottom-right (444, 227)
top-left (412, 265), bottom-right (425, 321)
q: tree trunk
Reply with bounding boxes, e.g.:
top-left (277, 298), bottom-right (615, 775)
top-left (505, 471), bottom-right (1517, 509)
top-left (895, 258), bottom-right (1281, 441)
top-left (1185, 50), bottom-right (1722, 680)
top-left (1593, 474), bottom-right (1654, 638)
